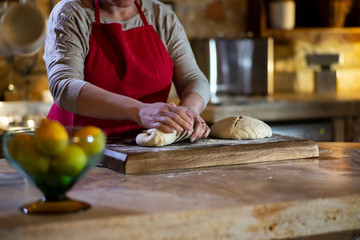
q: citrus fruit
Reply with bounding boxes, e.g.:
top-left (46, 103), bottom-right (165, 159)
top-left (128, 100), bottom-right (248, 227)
top-left (15, 136), bottom-right (50, 175)
top-left (34, 118), bottom-right (69, 157)
top-left (8, 133), bottom-right (32, 159)
top-left (42, 174), bottom-right (73, 189)
top-left (73, 126), bottom-right (106, 155)
top-left (51, 144), bottom-right (87, 176)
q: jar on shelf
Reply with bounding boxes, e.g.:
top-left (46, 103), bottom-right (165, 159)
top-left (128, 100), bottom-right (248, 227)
top-left (269, 0), bottom-right (296, 30)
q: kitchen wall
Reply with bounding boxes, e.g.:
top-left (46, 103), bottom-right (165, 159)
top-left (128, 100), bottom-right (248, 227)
top-left (0, 0), bottom-right (248, 101)
top-left (274, 40), bottom-right (360, 94)
top-left (167, 0), bottom-right (247, 39)
top-left (0, 0), bottom-right (359, 102)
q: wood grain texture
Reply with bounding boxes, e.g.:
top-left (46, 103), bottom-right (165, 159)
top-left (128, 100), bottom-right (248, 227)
top-left (1, 142), bottom-right (360, 240)
top-left (1, 196), bottom-right (359, 240)
top-left (102, 134), bottom-right (319, 174)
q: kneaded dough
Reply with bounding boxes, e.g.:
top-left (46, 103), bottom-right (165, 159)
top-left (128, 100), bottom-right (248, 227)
top-left (209, 116), bottom-right (272, 140)
top-left (136, 128), bottom-right (190, 147)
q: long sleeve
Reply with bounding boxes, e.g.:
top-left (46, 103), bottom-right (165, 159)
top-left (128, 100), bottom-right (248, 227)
top-left (43, 0), bottom-right (210, 114)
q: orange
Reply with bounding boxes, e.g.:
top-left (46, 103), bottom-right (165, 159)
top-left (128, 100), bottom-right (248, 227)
top-left (34, 118), bottom-right (69, 157)
top-left (73, 125), bottom-right (106, 155)
top-left (8, 133), bottom-right (32, 159)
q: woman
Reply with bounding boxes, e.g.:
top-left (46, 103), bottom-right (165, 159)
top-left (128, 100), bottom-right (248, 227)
top-left (43, 0), bottom-right (210, 142)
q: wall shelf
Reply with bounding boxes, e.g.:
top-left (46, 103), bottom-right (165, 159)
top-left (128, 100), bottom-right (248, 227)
top-left (247, 0), bottom-right (360, 43)
top-left (263, 27), bottom-right (360, 43)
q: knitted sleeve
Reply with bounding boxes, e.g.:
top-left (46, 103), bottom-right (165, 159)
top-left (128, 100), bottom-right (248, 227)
top-left (43, 0), bottom-right (92, 114)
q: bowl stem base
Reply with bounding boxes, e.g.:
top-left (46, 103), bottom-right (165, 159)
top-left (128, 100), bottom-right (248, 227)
top-left (20, 196), bottom-right (91, 214)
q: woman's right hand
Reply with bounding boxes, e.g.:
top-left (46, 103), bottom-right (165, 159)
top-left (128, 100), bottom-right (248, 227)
top-left (136, 102), bottom-right (194, 134)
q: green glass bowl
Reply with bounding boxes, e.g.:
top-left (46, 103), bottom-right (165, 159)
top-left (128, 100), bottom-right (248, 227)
top-left (2, 126), bottom-right (106, 214)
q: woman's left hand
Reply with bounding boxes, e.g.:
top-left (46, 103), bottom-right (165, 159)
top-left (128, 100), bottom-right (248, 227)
top-left (174, 104), bottom-right (210, 142)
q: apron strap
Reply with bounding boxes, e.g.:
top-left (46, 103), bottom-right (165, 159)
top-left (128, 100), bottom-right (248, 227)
top-left (94, 0), bottom-right (100, 24)
top-left (134, 0), bottom-right (149, 26)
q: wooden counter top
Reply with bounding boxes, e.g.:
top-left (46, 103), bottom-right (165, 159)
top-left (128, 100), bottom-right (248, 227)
top-left (1, 142), bottom-right (360, 239)
top-left (201, 93), bottom-right (360, 123)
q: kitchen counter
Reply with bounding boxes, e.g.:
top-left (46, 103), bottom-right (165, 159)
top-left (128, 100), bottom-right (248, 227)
top-left (202, 93), bottom-right (360, 122)
top-left (1, 142), bottom-right (360, 239)
top-left (201, 93), bottom-right (360, 141)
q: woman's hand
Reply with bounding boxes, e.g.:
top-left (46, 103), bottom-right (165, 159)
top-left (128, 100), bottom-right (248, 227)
top-left (175, 104), bottom-right (210, 142)
top-left (136, 102), bottom-right (194, 134)
top-left (77, 84), bottom-right (209, 141)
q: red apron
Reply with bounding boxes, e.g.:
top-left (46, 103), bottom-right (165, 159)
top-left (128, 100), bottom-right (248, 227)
top-left (47, 0), bottom-right (174, 136)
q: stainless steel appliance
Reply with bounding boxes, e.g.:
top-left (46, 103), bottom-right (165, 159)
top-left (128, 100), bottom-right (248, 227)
top-left (191, 38), bottom-right (274, 104)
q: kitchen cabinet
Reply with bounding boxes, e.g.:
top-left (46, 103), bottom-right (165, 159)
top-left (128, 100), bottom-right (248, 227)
top-left (247, 0), bottom-right (360, 43)
top-left (0, 142), bottom-right (360, 239)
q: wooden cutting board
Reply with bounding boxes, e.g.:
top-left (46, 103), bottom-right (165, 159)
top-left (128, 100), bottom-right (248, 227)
top-left (100, 134), bottom-right (319, 174)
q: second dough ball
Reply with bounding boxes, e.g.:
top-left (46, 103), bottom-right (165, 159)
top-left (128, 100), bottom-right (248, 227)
top-left (209, 116), bottom-right (272, 140)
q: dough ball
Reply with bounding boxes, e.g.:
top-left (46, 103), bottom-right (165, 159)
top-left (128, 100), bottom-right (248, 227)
top-left (136, 128), bottom-right (190, 147)
top-left (136, 129), bottom-right (177, 147)
top-left (209, 116), bottom-right (272, 140)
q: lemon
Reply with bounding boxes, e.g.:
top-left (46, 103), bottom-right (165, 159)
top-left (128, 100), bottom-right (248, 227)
top-left (15, 136), bottom-right (50, 175)
top-left (51, 144), bottom-right (87, 176)
top-left (35, 118), bottom-right (69, 157)
top-left (73, 126), bottom-right (106, 156)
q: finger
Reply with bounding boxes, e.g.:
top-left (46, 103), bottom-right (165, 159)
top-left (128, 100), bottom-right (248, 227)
top-left (163, 119), bottom-right (184, 133)
top-left (201, 124), bottom-right (210, 138)
top-left (156, 114), bottom-right (188, 133)
top-left (163, 110), bottom-right (193, 132)
top-left (168, 102), bottom-right (177, 107)
top-left (168, 106), bottom-right (194, 129)
top-left (153, 122), bottom-right (176, 134)
top-left (198, 122), bottom-right (210, 139)
top-left (189, 121), bottom-right (206, 142)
